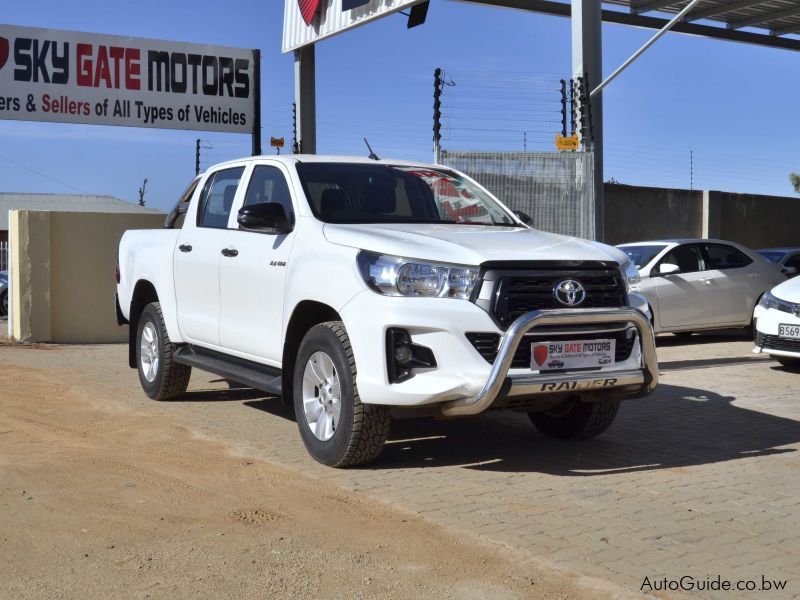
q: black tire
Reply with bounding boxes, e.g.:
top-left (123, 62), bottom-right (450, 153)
top-left (529, 397), bottom-right (620, 440)
top-left (0, 290), bottom-right (7, 317)
top-left (136, 302), bottom-right (191, 401)
top-left (293, 321), bottom-right (390, 468)
top-left (776, 357), bottom-right (800, 372)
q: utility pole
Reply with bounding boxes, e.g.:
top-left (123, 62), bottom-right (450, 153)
top-left (292, 102), bottom-right (300, 154)
top-left (138, 178), bottom-right (147, 207)
top-left (195, 139), bottom-right (200, 176)
top-left (433, 67), bottom-right (443, 163)
top-left (690, 149), bottom-right (694, 190)
top-left (523, 131), bottom-right (527, 151)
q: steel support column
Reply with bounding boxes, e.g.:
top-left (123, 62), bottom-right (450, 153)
top-left (294, 44), bottom-right (317, 155)
top-left (572, 0), bottom-right (603, 241)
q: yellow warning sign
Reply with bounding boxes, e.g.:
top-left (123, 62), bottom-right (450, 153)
top-left (555, 133), bottom-right (580, 151)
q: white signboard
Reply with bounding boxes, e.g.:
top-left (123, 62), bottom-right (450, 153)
top-left (283, 0), bottom-right (425, 53)
top-left (0, 24), bottom-right (255, 133)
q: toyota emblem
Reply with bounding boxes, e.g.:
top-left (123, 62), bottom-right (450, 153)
top-left (554, 279), bottom-right (587, 306)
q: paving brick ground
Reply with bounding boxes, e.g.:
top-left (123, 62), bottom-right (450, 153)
top-left (4, 329), bottom-right (799, 597)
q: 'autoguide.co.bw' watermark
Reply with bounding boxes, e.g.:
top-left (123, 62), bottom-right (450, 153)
top-left (641, 575), bottom-right (787, 593)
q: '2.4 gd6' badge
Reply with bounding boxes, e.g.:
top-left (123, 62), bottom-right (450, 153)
top-left (553, 279), bottom-right (586, 307)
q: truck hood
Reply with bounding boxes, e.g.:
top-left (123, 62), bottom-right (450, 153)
top-left (322, 223), bottom-right (627, 266)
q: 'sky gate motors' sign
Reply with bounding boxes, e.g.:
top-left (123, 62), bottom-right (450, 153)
top-left (0, 24), bottom-right (256, 134)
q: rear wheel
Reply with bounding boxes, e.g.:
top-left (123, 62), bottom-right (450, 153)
top-left (293, 321), bottom-right (391, 468)
top-left (529, 397), bottom-right (620, 440)
top-left (136, 302), bottom-right (191, 400)
top-left (776, 357), bottom-right (800, 372)
top-left (0, 290), bottom-right (7, 317)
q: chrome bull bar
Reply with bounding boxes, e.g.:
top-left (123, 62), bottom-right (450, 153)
top-left (439, 307), bottom-right (658, 418)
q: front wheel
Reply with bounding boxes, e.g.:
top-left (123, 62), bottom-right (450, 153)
top-left (529, 397), bottom-right (620, 440)
top-left (293, 322), bottom-right (390, 468)
top-left (0, 290), bottom-right (7, 317)
top-left (136, 302), bottom-right (191, 400)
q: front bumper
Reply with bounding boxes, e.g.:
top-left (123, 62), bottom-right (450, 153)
top-left (752, 304), bottom-right (800, 358)
top-left (439, 307), bottom-right (658, 417)
top-left (340, 291), bottom-right (658, 412)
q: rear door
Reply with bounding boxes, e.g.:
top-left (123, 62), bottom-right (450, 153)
top-left (174, 166), bottom-right (245, 346)
top-left (219, 163), bottom-right (298, 364)
top-left (701, 243), bottom-right (756, 326)
top-left (652, 243), bottom-right (714, 329)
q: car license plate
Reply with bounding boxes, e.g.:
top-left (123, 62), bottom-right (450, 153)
top-left (531, 339), bottom-right (616, 371)
top-left (778, 324), bottom-right (800, 339)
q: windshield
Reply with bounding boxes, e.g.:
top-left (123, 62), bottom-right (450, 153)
top-left (295, 163), bottom-right (516, 226)
top-left (757, 251), bottom-right (786, 263)
top-left (618, 244), bottom-right (668, 269)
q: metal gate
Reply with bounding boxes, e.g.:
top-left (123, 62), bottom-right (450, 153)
top-left (440, 151), bottom-right (595, 240)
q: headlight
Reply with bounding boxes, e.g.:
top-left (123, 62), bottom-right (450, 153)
top-left (621, 261), bottom-right (641, 293)
top-left (357, 251), bottom-right (479, 299)
top-left (758, 291), bottom-right (779, 310)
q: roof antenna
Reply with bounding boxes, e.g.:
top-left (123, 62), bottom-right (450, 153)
top-left (364, 137), bottom-right (380, 161)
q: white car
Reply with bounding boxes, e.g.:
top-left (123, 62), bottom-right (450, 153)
top-left (117, 155), bottom-right (658, 467)
top-left (753, 276), bottom-right (800, 370)
top-left (618, 239), bottom-right (786, 335)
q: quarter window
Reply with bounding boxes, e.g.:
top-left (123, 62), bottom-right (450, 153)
top-left (703, 244), bottom-right (753, 270)
top-left (197, 167), bottom-right (245, 229)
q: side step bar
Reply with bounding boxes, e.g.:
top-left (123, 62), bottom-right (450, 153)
top-left (173, 346), bottom-right (282, 397)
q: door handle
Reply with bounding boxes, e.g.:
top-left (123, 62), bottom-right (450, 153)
top-left (178, 244), bottom-right (192, 253)
top-left (221, 247), bottom-right (239, 257)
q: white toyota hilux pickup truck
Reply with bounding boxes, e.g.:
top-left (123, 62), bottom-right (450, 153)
top-left (116, 155), bottom-right (658, 467)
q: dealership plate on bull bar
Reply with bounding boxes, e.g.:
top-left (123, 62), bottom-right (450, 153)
top-left (778, 324), bottom-right (800, 339)
top-left (531, 340), bottom-right (616, 371)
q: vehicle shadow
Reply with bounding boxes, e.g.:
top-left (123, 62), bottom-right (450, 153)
top-left (373, 383), bottom-right (799, 474)
top-left (656, 329), bottom-right (752, 347)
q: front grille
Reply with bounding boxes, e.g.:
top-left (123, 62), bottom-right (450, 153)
top-left (491, 269), bottom-right (627, 328)
top-left (466, 327), bottom-right (637, 369)
top-left (756, 332), bottom-right (800, 353)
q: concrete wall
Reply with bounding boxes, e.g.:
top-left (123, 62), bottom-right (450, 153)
top-left (10, 210), bottom-right (165, 343)
top-left (604, 184), bottom-right (703, 245)
top-left (604, 184), bottom-right (800, 248)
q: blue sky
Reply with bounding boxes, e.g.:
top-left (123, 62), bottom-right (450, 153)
top-left (1, 0), bottom-right (798, 211)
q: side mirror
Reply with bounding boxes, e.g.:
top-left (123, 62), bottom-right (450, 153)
top-left (237, 202), bottom-right (292, 235)
top-left (514, 210), bottom-right (533, 226)
top-left (656, 262), bottom-right (680, 276)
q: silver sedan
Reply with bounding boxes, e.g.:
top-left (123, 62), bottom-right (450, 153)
top-left (618, 239), bottom-right (787, 335)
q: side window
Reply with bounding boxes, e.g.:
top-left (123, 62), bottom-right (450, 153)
top-left (197, 167), bottom-right (245, 229)
top-left (704, 244), bottom-right (753, 270)
top-left (243, 166), bottom-right (294, 222)
top-left (659, 244), bottom-right (704, 273)
top-left (785, 254), bottom-right (800, 269)
top-left (165, 177), bottom-right (199, 229)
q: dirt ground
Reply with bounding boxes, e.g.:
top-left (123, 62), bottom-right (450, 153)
top-left (0, 339), bottom-right (617, 600)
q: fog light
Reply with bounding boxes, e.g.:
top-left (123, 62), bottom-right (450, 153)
top-left (386, 328), bottom-right (437, 383)
top-left (394, 344), bottom-right (413, 364)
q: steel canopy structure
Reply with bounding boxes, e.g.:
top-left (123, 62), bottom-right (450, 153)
top-left (285, 0), bottom-right (800, 240)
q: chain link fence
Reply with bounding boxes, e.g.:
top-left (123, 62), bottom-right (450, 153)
top-left (440, 151), bottom-right (595, 240)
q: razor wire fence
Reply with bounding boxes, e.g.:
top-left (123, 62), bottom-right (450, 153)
top-left (440, 150), bottom-right (595, 240)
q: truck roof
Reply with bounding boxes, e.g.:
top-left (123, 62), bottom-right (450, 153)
top-left (205, 154), bottom-right (442, 171)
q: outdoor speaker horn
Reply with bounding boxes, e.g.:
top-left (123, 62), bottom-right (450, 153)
top-left (407, 1), bottom-right (429, 28)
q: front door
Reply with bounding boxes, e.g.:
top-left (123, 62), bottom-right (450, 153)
top-left (653, 243), bottom-right (715, 330)
top-left (219, 164), bottom-right (298, 364)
